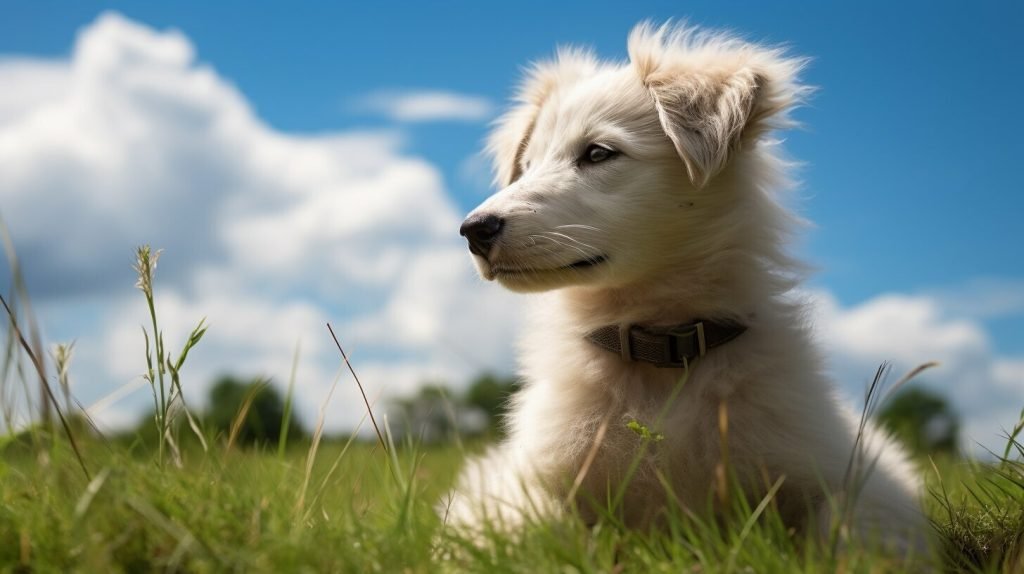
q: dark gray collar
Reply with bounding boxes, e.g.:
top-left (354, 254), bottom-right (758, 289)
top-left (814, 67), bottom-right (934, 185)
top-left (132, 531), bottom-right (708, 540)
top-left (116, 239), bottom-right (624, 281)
top-left (584, 319), bottom-right (747, 368)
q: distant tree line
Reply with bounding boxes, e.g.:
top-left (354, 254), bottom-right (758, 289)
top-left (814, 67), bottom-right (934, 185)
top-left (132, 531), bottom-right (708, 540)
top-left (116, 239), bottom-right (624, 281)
top-left (128, 376), bottom-right (305, 449)
top-left (120, 373), bottom-right (524, 450)
top-left (387, 373), bottom-right (520, 444)
top-left (115, 372), bottom-right (957, 458)
top-left (388, 378), bottom-right (960, 457)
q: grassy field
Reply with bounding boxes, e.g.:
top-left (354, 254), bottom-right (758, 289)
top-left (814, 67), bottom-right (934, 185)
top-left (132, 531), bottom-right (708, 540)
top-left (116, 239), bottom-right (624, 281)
top-left (1, 437), bottom-right (460, 572)
top-left (1, 429), bottom-right (1022, 573)
top-left (1, 247), bottom-right (1022, 572)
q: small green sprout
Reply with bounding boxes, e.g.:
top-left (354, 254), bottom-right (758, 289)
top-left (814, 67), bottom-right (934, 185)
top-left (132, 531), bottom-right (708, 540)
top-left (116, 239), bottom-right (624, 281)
top-left (626, 419), bottom-right (664, 442)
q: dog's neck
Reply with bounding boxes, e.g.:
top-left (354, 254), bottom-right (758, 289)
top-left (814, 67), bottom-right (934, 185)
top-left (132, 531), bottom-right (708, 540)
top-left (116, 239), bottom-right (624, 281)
top-left (556, 253), bottom-right (793, 333)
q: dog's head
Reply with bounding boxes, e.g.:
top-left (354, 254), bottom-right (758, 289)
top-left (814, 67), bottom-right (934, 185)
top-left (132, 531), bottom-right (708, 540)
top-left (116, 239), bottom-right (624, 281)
top-left (462, 23), bottom-right (807, 293)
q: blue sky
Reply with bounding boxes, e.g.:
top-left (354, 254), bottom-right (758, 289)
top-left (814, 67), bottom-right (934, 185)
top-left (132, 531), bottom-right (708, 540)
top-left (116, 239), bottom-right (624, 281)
top-left (0, 2), bottom-right (1021, 450)
top-left (5, 2), bottom-right (1021, 301)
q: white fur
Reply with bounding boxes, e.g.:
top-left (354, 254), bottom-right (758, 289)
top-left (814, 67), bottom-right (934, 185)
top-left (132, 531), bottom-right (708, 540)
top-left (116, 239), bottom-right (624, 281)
top-left (444, 23), bottom-right (927, 552)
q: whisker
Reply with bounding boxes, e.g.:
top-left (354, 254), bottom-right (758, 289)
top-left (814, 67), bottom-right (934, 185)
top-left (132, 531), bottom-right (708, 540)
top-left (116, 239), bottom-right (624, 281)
top-left (542, 231), bottom-right (598, 251)
top-left (526, 236), bottom-right (576, 266)
top-left (538, 232), bottom-right (596, 258)
top-left (528, 234), bottom-right (573, 251)
top-left (533, 243), bottom-right (559, 257)
top-left (555, 224), bottom-right (603, 233)
top-left (533, 235), bottom-right (589, 260)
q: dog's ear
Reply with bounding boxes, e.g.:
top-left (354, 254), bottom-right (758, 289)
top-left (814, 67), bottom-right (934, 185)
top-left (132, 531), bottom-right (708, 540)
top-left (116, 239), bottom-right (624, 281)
top-left (644, 68), bottom-right (764, 188)
top-left (487, 102), bottom-right (539, 188)
top-left (629, 23), bottom-right (807, 188)
top-left (488, 49), bottom-right (599, 188)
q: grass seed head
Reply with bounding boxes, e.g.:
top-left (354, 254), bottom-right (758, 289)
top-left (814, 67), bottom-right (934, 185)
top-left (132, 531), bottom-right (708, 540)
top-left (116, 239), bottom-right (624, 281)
top-left (133, 245), bottom-right (163, 296)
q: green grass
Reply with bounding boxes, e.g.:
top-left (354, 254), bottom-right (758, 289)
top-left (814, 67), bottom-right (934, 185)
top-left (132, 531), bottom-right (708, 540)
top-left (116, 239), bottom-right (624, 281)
top-left (1, 438), bottom-right (459, 572)
top-left (1, 244), bottom-right (1022, 572)
top-left (0, 433), bottom-right (1021, 572)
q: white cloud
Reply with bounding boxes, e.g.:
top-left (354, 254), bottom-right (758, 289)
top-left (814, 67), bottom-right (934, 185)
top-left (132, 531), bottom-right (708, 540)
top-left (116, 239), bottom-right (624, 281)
top-left (808, 289), bottom-right (1024, 456)
top-left (457, 151), bottom-right (495, 192)
top-left (358, 90), bottom-right (495, 122)
top-left (813, 292), bottom-right (987, 365)
top-left (0, 57), bottom-right (70, 126)
top-left (927, 278), bottom-right (1024, 319)
top-left (994, 359), bottom-right (1024, 393)
top-left (0, 12), bottom-right (519, 433)
top-left (349, 246), bottom-right (524, 367)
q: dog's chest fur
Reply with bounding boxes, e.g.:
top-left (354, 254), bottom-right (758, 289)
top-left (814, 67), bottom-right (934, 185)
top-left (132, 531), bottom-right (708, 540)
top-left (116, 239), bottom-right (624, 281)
top-left (499, 283), bottom-right (864, 528)
top-left (506, 302), bottom-right (784, 524)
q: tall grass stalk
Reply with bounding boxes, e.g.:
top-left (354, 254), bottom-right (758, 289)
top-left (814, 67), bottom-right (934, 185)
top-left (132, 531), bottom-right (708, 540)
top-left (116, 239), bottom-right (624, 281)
top-left (1002, 406), bottom-right (1024, 462)
top-left (301, 413), bottom-right (368, 524)
top-left (294, 368), bottom-right (342, 521)
top-left (226, 379), bottom-right (268, 452)
top-left (327, 322), bottom-right (388, 454)
top-left (134, 245), bottom-right (208, 467)
top-left (51, 342), bottom-right (75, 414)
top-left (1, 216), bottom-right (44, 435)
top-left (277, 341), bottom-right (300, 458)
top-left (327, 322), bottom-right (398, 485)
top-left (0, 216), bottom-right (51, 425)
top-left (831, 360), bottom-right (936, 555)
top-left (0, 293), bottom-right (90, 479)
top-left (50, 340), bottom-right (105, 439)
top-left (608, 361), bottom-right (692, 513)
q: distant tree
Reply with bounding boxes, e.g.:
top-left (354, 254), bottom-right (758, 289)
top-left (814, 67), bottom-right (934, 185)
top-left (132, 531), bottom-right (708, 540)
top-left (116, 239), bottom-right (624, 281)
top-left (205, 377), bottom-right (303, 446)
top-left (388, 373), bottom-right (522, 444)
top-left (464, 373), bottom-right (521, 435)
top-left (389, 384), bottom-right (461, 444)
top-left (877, 385), bottom-right (959, 456)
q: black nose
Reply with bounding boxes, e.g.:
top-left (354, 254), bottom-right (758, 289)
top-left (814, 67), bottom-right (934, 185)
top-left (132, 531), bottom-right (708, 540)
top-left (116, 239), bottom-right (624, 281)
top-left (459, 214), bottom-right (504, 258)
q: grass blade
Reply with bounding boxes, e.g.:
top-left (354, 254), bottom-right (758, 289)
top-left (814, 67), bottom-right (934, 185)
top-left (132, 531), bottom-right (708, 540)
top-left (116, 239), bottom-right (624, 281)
top-left (278, 340), bottom-right (300, 458)
top-left (0, 293), bottom-right (90, 480)
top-left (327, 322), bottom-right (387, 454)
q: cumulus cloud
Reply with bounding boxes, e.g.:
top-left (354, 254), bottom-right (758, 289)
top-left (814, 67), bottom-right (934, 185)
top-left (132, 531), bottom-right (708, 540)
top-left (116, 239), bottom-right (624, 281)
top-left (993, 359), bottom-right (1024, 394)
top-left (0, 12), bottom-right (520, 432)
top-left (357, 90), bottom-right (495, 122)
top-left (809, 289), bottom-right (1024, 456)
top-left (0, 14), bottom-right (464, 299)
top-left (457, 151), bottom-right (495, 191)
top-left (814, 292), bottom-right (987, 365)
top-left (0, 58), bottom-right (71, 126)
top-left (927, 278), bottom-right (1024, 320)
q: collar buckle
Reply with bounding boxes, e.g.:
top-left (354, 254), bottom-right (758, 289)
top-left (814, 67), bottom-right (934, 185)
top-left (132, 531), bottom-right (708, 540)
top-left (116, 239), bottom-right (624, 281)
top-left (617, 324), bottom-right (633, 362)
top-left (666, 321), bottom-right (707, 363)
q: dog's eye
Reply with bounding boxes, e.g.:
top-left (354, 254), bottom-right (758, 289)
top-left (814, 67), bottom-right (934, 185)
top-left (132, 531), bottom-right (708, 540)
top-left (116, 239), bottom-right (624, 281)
top-left (581, 144), bottom-right (617, 165)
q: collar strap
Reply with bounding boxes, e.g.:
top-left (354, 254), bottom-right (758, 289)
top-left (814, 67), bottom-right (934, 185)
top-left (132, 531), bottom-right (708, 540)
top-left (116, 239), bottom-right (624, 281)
top-left (584, 320), bottom-right (747, 368)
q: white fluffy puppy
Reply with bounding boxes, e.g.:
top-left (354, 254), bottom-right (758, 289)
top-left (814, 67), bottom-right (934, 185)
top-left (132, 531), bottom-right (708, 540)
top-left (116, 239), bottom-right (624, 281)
top-left (445, 23), bottom-right (926, 552)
